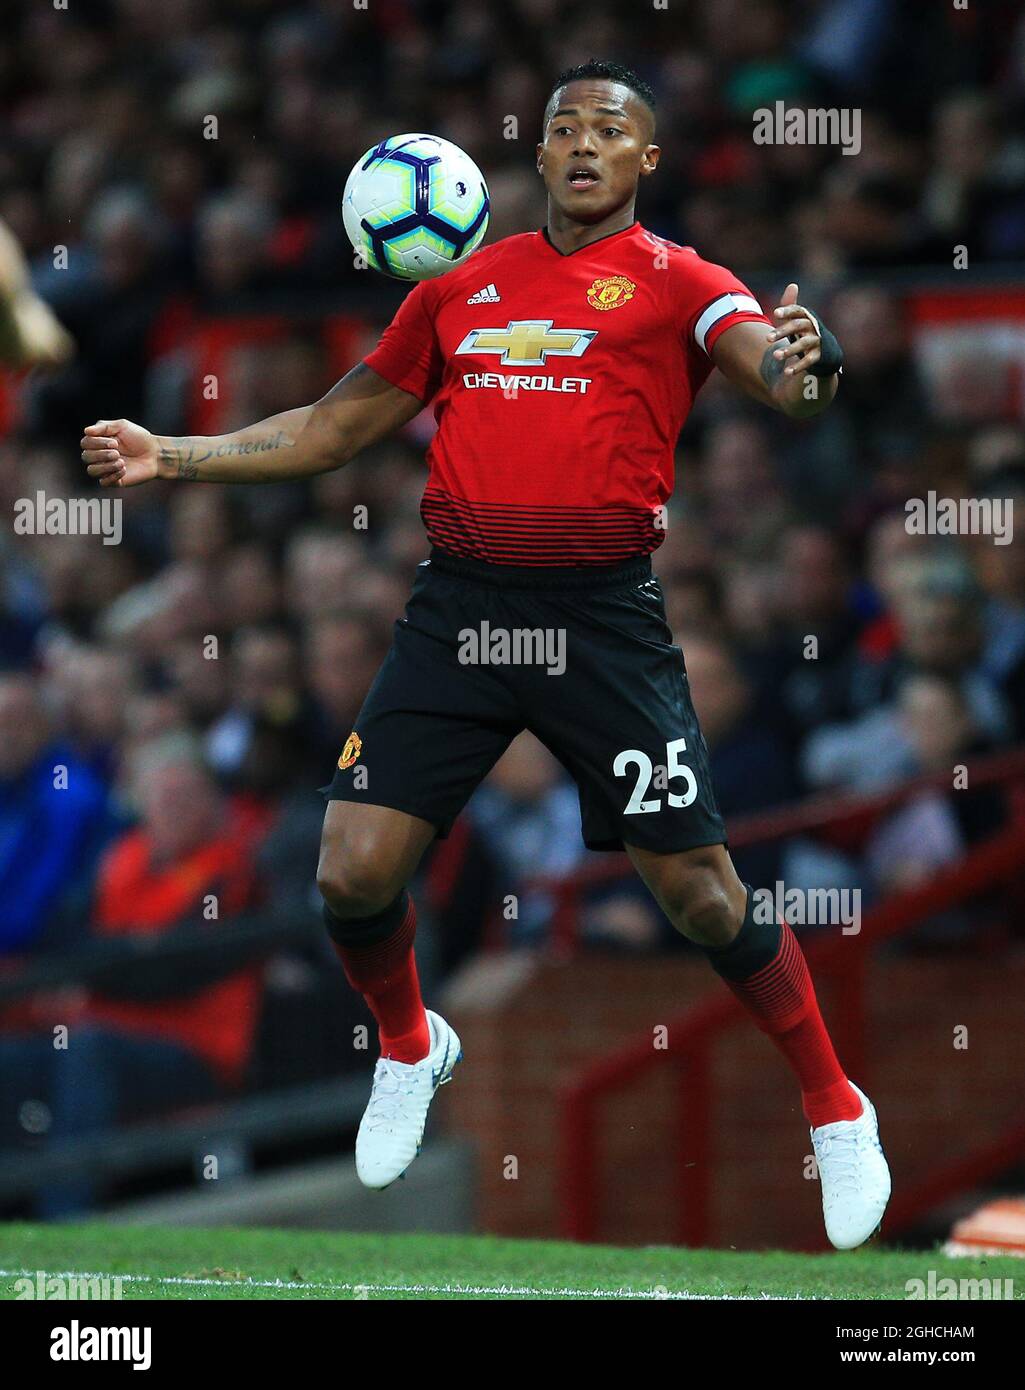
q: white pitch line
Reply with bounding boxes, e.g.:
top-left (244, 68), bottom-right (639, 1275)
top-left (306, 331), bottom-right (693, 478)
top-left (0, 1267), bottom-right (806, 1300)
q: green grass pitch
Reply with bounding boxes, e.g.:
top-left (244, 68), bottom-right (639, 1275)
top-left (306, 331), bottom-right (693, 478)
top-left (0, 1224), bottom-right (1021, 1299)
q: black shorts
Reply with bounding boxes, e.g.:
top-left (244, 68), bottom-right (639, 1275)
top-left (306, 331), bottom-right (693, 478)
top-left (320, 549), bottom-right (727, 854)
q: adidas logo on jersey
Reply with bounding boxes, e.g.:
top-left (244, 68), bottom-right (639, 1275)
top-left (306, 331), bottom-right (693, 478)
top-left (467, 283), bottom-right (501, 304)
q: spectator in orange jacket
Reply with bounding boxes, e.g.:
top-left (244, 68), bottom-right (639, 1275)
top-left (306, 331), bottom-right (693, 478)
top-left (0, 741), bottom-right (266, 1216)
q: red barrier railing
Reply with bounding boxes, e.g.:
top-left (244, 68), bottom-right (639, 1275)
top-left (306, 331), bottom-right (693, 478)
top-left (553, 746), bottom-right (1025, 1245)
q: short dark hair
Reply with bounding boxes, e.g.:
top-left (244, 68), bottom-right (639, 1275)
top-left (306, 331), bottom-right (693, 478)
top-left (545, 60), bottom-right (656, 127)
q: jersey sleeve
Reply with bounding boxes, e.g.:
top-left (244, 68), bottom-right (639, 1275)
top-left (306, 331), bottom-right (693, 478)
top-left (675, 251), bottom-right (772, 358)
top-left (363, 280), bottom-right (443, 403)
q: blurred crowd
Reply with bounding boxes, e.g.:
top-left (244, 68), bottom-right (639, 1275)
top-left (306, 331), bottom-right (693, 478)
top-left (3, 0), bottom-right (1025, 432)
top-left (1, 0), bottom-right (1025, 1203)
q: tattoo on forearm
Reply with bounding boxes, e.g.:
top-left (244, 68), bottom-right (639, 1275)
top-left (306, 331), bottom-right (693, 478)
top-left (158, 438), bottom-right (201, 479)
top-left (759, 345), bottom-right (787, 394)
top-left (160, 430), bottom-right (292, 479)
top-left (325, 361), bottom-right (370, 399)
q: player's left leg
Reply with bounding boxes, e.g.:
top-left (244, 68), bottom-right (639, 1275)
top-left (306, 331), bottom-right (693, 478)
top-left (626, 840), bottom-right (858, 1122)
top-left (627, 840), bottom-right (891, 1249)
top-left (517, 564), bottom-right (889, 1248)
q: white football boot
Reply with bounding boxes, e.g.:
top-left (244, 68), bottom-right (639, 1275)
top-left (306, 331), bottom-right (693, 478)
top-left (810, 1082), bottom-right (891, 1250)
top-left (355, 1009), bottom-right (462, 1190)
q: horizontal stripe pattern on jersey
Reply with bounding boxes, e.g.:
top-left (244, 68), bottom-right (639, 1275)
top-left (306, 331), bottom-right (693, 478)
top-left (420, 489), bottom-right (660, 567)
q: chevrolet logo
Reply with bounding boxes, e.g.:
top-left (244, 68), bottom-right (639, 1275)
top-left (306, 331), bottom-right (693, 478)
top-left (454, 319), bottom-right (597, 366)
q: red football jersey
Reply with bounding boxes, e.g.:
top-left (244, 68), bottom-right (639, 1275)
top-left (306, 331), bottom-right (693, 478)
top-left (364, 220), bottom-right (770, 566)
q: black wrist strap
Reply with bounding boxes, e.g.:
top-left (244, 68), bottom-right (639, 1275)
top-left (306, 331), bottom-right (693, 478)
top-left (807, 322), bottom-right (844, 378)
top-left (784, 317), bottom-right (843, 378)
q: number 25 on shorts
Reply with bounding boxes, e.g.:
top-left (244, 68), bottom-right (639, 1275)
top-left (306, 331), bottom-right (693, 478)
top-left (614, 737), bottom-right (698, 815)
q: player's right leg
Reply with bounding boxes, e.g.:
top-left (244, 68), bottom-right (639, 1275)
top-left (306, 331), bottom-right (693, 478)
top-left (315, 559), bottom-right (521, 1187)
top-left (318, 799), bottom-right (437, 1064)
top-left (317, 801), bottom-right (463, 1189)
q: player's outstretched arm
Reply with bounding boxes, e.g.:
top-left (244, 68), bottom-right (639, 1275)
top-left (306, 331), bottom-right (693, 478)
top-left (0, 217), bottom-right (74, 369)
top-left (81, 362), bottom-right (424, 488)
top-left (711, 282), bottom-right (841, 420)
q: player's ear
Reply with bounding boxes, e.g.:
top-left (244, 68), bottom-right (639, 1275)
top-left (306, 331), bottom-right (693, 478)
top-left (640, 144), bottom-right (661, 177)
top-left (536, 143), bottom-right (544, 175)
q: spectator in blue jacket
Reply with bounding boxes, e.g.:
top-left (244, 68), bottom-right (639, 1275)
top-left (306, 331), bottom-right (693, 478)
top-left (0, 673), bottom-right (113, 955)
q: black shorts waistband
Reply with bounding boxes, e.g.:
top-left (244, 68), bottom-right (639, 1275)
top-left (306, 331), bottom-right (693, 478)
top-left (426, 547), bottom-right (653, 592)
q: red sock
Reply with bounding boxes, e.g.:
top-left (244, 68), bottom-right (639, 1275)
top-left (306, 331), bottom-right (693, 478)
top-left (724, 921), bottom-right (862, 1128)
top-left (331, 896), bottom-right (430, 1063)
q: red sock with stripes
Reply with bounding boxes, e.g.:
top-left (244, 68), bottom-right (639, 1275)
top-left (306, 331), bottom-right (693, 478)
top-left (704, 889), bottom-right (862, 1128)
top-left (328, 894), bottom-right (431, 1064)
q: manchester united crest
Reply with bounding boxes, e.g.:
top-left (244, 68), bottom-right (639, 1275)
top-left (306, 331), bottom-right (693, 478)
top-left (338, 731), bottom-right (362, 770)
top-left (586, 275), bottom-right (636, 311)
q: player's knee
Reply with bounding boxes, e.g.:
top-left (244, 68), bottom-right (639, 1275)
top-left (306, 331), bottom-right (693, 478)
top-left (316, 845), bottom-right (402, 920)
top-left (662, 865), bottom-right (739, 947)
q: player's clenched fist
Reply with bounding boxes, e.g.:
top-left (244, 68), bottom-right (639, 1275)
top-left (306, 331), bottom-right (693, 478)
top-left (81, 419), bottom-right (161, 488)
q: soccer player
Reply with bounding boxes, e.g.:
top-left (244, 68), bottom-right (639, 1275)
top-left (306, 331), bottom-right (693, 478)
top-left (82, 60), bottom-right (889, 1249)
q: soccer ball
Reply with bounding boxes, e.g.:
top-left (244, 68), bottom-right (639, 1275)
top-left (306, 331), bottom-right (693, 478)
top-left (342, 133), bottom-right (490, 281)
